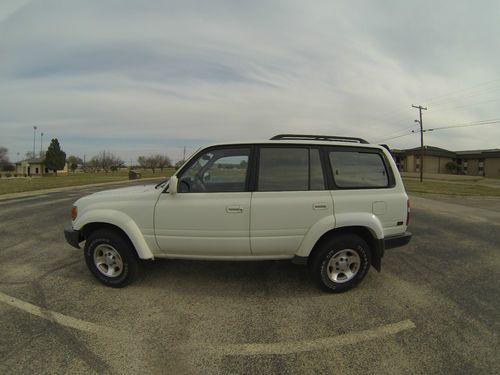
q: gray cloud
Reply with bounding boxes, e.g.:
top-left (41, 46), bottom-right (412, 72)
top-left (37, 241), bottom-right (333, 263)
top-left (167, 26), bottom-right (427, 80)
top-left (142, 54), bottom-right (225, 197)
top-left (0, 0), bottom-right (499, 161)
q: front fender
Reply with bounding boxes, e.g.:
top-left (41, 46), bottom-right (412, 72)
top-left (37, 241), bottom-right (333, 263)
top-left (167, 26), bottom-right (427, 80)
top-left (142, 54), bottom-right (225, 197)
top-left (73, 209), bottom-right (155, 259)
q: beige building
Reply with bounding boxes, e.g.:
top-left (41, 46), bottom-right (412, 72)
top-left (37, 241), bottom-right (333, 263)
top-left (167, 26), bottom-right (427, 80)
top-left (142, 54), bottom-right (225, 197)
top-left (395, 146), bottom-right (456, 174)
top-left (392, 147), bottom-right (500, 178)
top-left (15, 158), bottom-right (69, 176)
top-left (456, 149), bottom-right (500, 178)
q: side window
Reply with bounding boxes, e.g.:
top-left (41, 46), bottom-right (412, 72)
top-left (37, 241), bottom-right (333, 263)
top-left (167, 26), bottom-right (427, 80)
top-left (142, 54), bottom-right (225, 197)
top-left (257, 147), bottom-right (325, 191)
top-left (329, 151), bottom-right (389, 188)
top-left (179, 148), bottom-right (250, 193)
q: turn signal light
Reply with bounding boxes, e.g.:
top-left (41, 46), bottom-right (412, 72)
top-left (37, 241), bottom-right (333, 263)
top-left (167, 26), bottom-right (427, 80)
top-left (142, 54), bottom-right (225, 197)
top-left (71, 206), bottom-right (78, 221)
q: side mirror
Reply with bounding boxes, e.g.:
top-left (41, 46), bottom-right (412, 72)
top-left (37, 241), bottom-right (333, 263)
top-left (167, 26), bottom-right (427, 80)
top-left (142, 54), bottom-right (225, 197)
top-left (169, 175), bottom-right (178, 195)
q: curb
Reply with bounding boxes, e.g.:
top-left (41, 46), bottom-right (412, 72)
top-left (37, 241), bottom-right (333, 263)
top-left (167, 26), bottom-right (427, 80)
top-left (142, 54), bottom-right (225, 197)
top-left (0, 177), bottom-right (165, 201)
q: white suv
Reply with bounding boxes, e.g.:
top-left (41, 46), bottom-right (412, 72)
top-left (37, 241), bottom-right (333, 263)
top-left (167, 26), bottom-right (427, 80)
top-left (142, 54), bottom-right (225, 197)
top-left (64, 134), bottom-right (411, 292)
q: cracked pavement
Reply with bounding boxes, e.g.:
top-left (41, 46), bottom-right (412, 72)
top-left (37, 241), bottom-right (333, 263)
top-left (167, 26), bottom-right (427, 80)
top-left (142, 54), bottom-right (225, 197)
top-left (0, 183), bottom-right (499, 374)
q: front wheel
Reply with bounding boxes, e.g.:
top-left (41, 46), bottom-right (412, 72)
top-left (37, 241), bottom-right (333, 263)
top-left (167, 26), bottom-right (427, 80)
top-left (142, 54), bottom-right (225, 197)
top-left (310, 234), bottom-right (371, 293)
top-left (84, 229), bottom-right (138, 288)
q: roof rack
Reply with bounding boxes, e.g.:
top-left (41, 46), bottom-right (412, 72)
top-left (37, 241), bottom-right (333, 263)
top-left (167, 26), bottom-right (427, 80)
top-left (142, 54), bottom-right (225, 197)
top-left (270, 134), bottom-right (369, 144)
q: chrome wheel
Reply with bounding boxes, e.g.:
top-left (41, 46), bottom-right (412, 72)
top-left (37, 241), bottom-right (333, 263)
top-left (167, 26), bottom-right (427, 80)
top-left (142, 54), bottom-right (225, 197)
top-left (93, 244), bottom-right (124, 278)
top-left (326, 249), bottom-right (360, 283)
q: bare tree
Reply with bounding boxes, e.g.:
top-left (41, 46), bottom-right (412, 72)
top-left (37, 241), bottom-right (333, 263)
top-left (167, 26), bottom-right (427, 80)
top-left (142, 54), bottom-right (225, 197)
top-left (90, 151), bottom-right (124, 174)
top-left (137, 156), bottom-right (148, 170)
top-left (152, 154), bottom-right (172, 172)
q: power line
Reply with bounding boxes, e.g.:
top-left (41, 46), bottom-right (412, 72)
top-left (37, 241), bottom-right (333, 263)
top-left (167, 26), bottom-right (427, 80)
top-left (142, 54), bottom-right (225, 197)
top-left (423, 78), bottom-right (500, 104)
top-left (376, 119), bottom-right (500, 142)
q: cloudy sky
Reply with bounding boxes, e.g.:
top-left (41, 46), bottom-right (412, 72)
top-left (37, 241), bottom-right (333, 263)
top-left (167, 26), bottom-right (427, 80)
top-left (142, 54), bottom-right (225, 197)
top-left (1, 0), bottom-right (499, 163)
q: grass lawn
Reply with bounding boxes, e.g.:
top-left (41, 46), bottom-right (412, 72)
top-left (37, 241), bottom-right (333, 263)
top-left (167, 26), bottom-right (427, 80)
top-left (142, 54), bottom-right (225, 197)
top-left (0, 169), bottom-right (174, 195)
top-left (403, 178), bottom-right (500, 196)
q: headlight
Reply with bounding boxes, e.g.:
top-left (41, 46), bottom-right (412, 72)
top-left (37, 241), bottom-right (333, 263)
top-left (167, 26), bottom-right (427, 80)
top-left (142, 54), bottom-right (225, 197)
top-left (71, 206), bottom-right (78, 221)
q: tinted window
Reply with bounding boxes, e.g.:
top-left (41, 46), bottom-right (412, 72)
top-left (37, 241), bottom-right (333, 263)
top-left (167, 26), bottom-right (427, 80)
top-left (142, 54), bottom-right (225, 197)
top-left (258, 148), bottom-right (325, 191)
top-left (329, 151), bottom-right (389, 188)
top-left (179, 148), bottom-right (250, 192)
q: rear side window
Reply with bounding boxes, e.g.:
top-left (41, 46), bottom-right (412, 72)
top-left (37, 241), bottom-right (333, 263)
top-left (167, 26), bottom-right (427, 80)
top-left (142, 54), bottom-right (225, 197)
top-left (329, 151), bottom-right (389, 188)
top-left (257, 148), bottom-right (325, 191)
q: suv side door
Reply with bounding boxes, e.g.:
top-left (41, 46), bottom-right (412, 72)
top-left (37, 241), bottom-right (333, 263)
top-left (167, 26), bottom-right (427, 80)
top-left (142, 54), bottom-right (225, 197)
top-left (250, 146), bottom-right (334, 256)
top-left (154, 146), bottom-right (253, 256)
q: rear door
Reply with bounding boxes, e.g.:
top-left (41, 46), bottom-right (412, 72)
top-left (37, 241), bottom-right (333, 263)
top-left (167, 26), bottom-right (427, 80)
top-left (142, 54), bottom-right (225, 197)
top-left (250, 146), bottom-right (334, 256)
top-left (326, 147), bottom-right (407, 237)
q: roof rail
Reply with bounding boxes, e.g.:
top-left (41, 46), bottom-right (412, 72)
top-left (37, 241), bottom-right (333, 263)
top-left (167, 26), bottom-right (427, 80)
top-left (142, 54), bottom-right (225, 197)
top-left (270, 134), bottom-right (369, 144)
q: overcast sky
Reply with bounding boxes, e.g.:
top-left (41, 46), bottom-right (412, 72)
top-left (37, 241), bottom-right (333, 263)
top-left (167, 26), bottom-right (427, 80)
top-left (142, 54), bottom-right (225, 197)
top-left (1, 0), bottom-right (499, 162)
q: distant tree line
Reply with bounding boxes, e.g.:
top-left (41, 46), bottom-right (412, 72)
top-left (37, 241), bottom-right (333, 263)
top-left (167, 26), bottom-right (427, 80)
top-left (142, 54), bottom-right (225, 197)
top-left (136, 154), bottom-right (172, 174)
top-left (1, 142), bottom-right (179, 177)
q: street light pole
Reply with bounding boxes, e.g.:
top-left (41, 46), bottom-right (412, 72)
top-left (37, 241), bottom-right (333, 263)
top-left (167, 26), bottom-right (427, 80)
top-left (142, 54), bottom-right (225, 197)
top-left (33, 126), bottom-right (37, 158)
top-left (40, 132), bottom-right (44, 156)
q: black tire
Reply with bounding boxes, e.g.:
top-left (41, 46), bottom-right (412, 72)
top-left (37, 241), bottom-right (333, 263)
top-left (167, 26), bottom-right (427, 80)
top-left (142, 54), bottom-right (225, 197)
top-left (310, 234), bottom-right (371, 293)
top-left (84, 229), bottom-right (139, 288)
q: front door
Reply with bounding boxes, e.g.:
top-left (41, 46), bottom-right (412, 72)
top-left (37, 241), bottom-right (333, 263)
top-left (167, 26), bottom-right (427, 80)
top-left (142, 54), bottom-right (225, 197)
top-left (154, 146), bottom-right (252, 256)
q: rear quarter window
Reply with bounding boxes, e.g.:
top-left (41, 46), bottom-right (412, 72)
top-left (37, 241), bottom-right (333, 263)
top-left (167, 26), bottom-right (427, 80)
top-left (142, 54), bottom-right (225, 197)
top-left (329, 151), bottom-right (389, 188)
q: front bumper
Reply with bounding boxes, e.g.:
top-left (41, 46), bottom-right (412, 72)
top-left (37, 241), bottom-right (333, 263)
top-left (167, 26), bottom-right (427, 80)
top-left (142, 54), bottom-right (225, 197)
top-left (384, 231), bottom-right (412, 249)
top-left (64, 225), bottom-right (81, 249)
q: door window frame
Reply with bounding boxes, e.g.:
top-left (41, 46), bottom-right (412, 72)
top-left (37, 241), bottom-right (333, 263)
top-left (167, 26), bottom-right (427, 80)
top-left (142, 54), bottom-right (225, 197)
top-left (323, 146), bottom-right (396, 190)
top-left (169, 144), bottom-right (256, 193)
top-left (253, 144), bottom-right (328, 192)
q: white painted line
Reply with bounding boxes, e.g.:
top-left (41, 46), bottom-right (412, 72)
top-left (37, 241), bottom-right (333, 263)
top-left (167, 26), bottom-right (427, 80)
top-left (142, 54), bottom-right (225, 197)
top-left (214, 319), bottom-right (416, 356)
top-left (0, 195), bottom-right (50, 205)
top-left (0, 291), bottom-right (115, 335)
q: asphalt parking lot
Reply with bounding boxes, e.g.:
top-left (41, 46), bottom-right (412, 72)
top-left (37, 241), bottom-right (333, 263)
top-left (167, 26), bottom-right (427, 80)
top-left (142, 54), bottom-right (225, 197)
top-left (0, 183), bottom-right (499, 374)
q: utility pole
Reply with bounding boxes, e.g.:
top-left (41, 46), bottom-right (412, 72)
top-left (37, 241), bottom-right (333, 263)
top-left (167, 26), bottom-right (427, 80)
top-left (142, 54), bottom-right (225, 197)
top-left (40, 132), bottom-right (44, 156)
top-left (412, 105), bottom-right (427, 182)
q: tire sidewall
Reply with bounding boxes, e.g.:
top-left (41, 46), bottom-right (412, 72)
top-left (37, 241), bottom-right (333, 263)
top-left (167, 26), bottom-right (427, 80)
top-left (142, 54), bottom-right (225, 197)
top-left (84, 232), bottom-right (135, 287)
top-left (316, 236), bottom-right (371, 292)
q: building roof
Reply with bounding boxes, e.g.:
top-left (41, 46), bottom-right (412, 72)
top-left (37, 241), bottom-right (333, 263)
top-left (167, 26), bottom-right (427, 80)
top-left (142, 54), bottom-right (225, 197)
top-left (16, 158), bottom-right (45, 164)
top-left (404, 146), bottom-right (456, 158)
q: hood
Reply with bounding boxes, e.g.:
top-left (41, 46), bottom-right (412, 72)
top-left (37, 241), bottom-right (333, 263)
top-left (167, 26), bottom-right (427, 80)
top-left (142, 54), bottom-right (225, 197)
top-left (91, 184), bottom-right (156, 196)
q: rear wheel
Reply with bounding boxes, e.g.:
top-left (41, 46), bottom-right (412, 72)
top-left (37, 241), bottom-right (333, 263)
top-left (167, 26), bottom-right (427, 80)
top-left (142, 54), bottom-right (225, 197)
top-left (84, 229), bottom-right (138, 288)
top-left (310, 234), bottom-right (371, 293)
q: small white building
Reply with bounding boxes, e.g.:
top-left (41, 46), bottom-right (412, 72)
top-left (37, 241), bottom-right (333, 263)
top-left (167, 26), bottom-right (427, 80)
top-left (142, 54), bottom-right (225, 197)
top-left (15, 158), bottom-right (69, 176)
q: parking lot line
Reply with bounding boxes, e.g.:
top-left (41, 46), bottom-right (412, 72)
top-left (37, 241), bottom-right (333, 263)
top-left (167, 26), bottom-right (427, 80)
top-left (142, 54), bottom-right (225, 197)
top-left (213, 319), bottom-right (416, 356)
top-left (0, 291), bottom-right (115, 336)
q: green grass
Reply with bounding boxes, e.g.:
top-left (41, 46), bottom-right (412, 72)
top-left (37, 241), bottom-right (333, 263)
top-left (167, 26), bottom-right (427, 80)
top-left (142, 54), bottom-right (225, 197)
top-left (0, 169), bottom-right (174, 195)
top-left (403, 178), bottom-right (500, 196)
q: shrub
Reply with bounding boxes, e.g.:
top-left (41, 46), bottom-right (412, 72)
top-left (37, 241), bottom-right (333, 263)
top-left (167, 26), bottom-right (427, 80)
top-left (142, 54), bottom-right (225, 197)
top-left (445, 161), bottom-right (458, 174)
top-left (5, 173), bottom-right (12, 177)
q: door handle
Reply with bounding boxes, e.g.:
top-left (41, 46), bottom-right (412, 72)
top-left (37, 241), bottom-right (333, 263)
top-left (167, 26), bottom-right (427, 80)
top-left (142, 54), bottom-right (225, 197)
top-left (226, 206), bottom-right (243, 213)
top-left (313, 202), bottom-right (328, 210)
